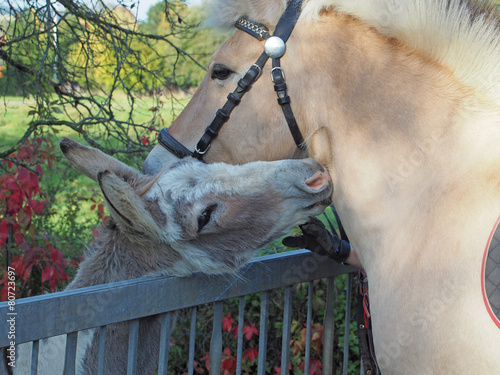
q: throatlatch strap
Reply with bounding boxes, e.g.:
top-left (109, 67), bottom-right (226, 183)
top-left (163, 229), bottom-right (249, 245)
top-left (158, 128), bottom-right (194, 159)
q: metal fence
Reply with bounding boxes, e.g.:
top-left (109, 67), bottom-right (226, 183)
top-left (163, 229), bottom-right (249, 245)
top-left (0, 250), bottom-right (358, 375)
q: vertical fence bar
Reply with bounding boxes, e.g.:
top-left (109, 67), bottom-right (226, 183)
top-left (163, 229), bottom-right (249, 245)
top-left (322, 277), bottom-right (336, 375)
top-left (236, 296), bottom-right (245, 375)
top-left (31, 340), bottom-right (39, 375)
top-left (188, 307), bottom-right (197, 375)
top-left (342, 274), bottom-right (353, 375)
top-left (63, 332), bottom-right (78, 375)
top-left (304, 282), bottom-right (313, 375)
top-left (257, 291), bottom-right (269, 375)
top-left (127, 319), bottom-right (140, 375)
top-left (210, 301), bottom-right (224, 375)
top-left (280, 286), bottom-right (293, 375)
top-left (158, 312), bottom-right (173, 375)
top-left (97, 326), bottom-right (106, 375)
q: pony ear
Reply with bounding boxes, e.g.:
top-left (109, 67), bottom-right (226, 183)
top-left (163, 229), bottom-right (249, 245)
top-left (60, 137), bottom-right (137, 182)
top-left (97, 170), bottom-right (163, 240)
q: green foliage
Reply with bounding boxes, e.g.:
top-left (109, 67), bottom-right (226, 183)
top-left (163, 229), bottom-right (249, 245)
top-left (167, 275), bottom-right (361, 374)
top-left (139, 1), bottom-right (229, 89)
top-left (0, 0), bottom-right (221, 167)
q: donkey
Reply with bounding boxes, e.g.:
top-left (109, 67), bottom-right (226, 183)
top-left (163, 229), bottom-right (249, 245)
top-left (15, 137), bottom-right (332, 375)
top-left (143, 0), bottom-right (500, 373)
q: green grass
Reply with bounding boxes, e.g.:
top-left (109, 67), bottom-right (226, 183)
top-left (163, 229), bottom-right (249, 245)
top-left (0, 94), bottom-right (190, 149)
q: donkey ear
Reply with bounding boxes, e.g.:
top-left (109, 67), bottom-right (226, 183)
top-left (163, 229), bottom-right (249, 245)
top-left (60, 137), bottom-right (137, 182)
top-left (97, 170), bottom-right (163, 240)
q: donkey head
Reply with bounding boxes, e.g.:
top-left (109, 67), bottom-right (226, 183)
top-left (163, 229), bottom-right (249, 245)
top-left (60, 137), bottom-right (332, 275)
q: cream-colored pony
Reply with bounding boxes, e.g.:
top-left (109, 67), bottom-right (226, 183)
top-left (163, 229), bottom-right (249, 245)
top-left (144, 0), bottom-right (500, 373)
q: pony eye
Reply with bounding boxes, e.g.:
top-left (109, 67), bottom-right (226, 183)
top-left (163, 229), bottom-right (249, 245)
top-left (211, 64), bottom-right (233, 81)
top-left (197, 205), bottom-right (217, 231)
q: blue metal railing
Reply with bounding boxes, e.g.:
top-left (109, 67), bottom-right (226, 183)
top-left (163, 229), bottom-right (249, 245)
top-left (0, 250), bottom-right (358, 375)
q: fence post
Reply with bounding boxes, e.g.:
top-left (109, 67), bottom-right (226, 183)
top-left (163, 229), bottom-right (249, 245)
top-left (280, 286), bottom-right (293, 374)
top-left (323, 277), bottom-right (336, 375)
top-left (210, 301), bottom-right (224, 375)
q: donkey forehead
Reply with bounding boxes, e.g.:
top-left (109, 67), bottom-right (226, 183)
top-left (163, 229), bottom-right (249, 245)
top-left (145, 158), bottom-right (278, 201)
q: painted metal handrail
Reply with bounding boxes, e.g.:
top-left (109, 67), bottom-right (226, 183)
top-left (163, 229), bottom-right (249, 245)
top-left (0, 250), bottom-right (358, 374)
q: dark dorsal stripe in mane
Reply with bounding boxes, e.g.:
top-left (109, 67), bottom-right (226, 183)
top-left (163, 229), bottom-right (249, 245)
top-left (465, 0), bottom-right (500, 27)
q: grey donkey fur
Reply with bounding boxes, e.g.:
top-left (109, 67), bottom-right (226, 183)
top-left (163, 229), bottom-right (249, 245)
top-left (15, 137), bottom-right (332, 375)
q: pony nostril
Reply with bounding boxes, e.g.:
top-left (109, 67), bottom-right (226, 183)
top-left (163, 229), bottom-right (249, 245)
top-left (305, 170), bottom-right (330, 191)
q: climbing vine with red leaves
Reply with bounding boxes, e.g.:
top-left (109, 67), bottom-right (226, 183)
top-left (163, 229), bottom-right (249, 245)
top-left (0, 133), bottom-right (74, 300)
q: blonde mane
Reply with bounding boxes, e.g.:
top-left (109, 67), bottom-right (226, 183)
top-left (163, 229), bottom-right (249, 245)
top-left (210, 0), bottom-right (500, 102)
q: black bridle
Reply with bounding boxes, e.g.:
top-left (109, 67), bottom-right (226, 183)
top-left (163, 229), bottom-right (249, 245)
top-left (157, 0), bottom-right (306, 160)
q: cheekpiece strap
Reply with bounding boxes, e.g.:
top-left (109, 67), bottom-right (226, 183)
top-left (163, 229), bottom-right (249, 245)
top-left (235, 18), bottom-right (270, 40)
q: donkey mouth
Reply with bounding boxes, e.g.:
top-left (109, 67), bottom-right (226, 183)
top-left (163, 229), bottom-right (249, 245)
top-left (304, 197), bottom-right (332, 211)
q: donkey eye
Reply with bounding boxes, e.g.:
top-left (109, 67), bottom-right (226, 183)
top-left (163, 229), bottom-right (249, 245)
top-left (211, 64), bottom-right (233, 81)
top-left (197, 205), bottom-right (217, 231)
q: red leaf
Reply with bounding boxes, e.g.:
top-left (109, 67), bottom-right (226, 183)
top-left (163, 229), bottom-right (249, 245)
top-left (41, 266), bottom-right (55, 283)
top-left (200, 353), bottom-right (209, 371)
top-left (243, 347), bottom-right (258, 362)
top-left (309, 359), bottom-right (323, 375)
top-left (0, 221), bottom-right (8, 245)
top-left (16, 147), bottom-right (31, 161)
top-left (243, 323), bottom-right (258, 340)
top-left (231, 324), bottom-right (238, 339)
top-left (7, 191), bottom-right (23, 214)
top-left (18, 206), bottom-right (32, 229)
top-left (14, 231), bottom-right (24, 245)
top-left (29, 199), bottom-right (46, 215)
top-left (23, 263), bottom-right (34, 282)
top-left (4, 176), bottom-right (19, 191)
top-left (221, 348), bottom-right (236, 372)
top-left (35, 164), bottom-right (43, 178)
top-left (222, 313), bottom-right (234, 332)
top-left (2, 159), bottom-right (13, 168)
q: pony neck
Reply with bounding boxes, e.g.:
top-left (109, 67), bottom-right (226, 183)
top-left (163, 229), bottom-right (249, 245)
top-left (292, 11), bottom-right (499, 270)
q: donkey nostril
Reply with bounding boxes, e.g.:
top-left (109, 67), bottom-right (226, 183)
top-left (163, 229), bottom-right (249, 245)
top-left (305, 171), bottom-right (330, 191)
